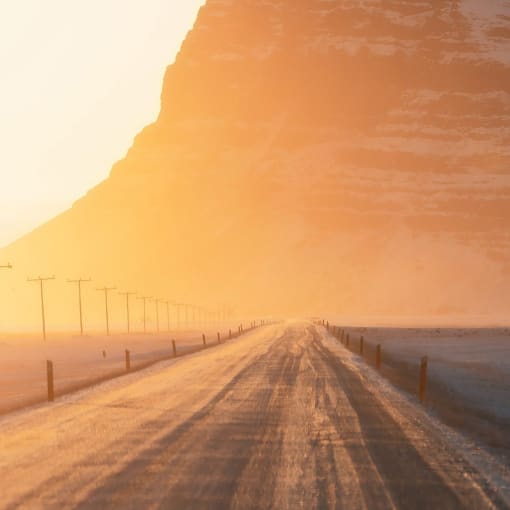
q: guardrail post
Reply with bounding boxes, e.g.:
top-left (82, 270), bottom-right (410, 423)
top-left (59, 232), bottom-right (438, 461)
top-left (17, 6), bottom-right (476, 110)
top-left (376, 344), bottom-right (381, 370)
top-left (172, 340), bottom-right (177, 358)
top-left (202, 333), bottom-right (206, 347)
top-left (419, 356), bottom-right (428, 402)
top-left (47, 360), bottom-right (54, 402)
top-left (360, 336), bottom-right (364, 356)
top-left (125, 350), bottom-right (131, 372)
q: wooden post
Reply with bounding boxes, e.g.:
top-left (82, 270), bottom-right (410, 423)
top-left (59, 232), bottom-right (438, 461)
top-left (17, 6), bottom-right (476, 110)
top-left (419, 356), bottom-right (428, 402)
top-left (376, 344), bottom-right (381, 370)
top-left (326, 321), bottom-right (329, 331)
top-left (217, 332), bottom-right (221, 344)
top-left (229, 329), bottom-right (232, 340)
top-left (102, 350), bottom-right (106, 359)
top-left (341, 330), bottom-right (345, 343)
top-left (47, 360), bottom-right (54, 402)
top-left (202, 333), bottom-right (206, 347)
top-left (172, 340), bottom-right (177, 358)
top-left (125, 350), bottom-right (131, 372)
top-left (346, 333), bottom-right (350, 348)
top-left (360, 336), bottom-right (364, 356)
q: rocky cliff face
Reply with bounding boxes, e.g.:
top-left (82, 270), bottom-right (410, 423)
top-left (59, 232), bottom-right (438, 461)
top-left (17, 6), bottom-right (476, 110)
top-left (3, 0), bottom-right (510, 323)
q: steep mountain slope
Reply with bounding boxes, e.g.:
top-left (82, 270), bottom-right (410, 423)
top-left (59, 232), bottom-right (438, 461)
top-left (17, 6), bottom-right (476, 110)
top-left (2, 0), bottom-right (510, 327)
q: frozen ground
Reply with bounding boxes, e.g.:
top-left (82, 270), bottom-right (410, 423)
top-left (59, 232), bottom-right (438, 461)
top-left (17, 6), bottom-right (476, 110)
top-left (0, 325), bottom-right (242, 414)
top-left (0, 321), bottom-right (508, 509)
top-left (341, 326), bottom-right (510, 457)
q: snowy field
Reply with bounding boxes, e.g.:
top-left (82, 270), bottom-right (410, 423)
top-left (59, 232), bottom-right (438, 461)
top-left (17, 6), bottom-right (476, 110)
top-left (341, 326), bottom-right (510, 457)
top-left (0, 325), bottom-right (245, 414)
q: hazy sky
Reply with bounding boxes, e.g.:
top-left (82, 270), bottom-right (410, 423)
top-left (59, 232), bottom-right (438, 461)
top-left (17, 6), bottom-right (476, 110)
top-left (0, 1), bottom-right (204, 247)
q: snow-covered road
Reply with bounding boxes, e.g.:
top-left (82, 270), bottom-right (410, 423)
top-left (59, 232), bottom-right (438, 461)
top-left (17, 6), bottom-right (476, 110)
top-left (0, 321), bottom-right (508, 509)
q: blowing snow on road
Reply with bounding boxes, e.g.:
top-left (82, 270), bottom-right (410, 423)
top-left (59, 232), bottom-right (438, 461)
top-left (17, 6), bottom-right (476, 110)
top-left (0, 321), bottom-right (508, 509)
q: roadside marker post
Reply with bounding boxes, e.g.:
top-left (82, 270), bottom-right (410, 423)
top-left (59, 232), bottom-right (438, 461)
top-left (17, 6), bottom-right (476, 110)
top-left (376, 344), bottom-right (382, 370)
top-left (202, 333), bottom-right (206, 347)
top-left (47, 360), bottom-right (54, 402)
top-left (217, 332), bottom-right (221, 344)
top-left (419, 356), bottom-right (428, 402)
top-left (172, 340), bottom-right (177, 358)
top-left (125, 350), bottom-right (131, 372)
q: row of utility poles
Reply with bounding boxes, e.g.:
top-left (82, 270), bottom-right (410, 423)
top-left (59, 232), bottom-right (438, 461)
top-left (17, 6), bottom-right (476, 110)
top-left (1, 264), bottom-right (231, 341)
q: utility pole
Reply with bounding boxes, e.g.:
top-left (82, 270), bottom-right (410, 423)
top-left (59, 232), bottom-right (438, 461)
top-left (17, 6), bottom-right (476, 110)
top-left (165, 301), bottom-right (171, 332)
top-left (96, 286), bottom-right (116, 336)
top-left (173, 303), bottom-right (183, 330)
top-left (67, 278), bottom-right (91, 336)
top-left (1, 264), bottom-right (13, 330)
top-left (28, 276), bottom-right (55, 341)
top-left (137, 296), bottom-right (152, 334)
top-left (184, 304), bottom-right (190, 328)
top-left (155, 299), bottom-right (164, 334)
top-left (119, 291), bottom-right (136, 334)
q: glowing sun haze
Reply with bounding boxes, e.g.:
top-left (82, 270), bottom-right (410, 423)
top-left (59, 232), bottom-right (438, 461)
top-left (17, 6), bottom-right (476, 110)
top-left (0, 0), bottom-right (205, 247)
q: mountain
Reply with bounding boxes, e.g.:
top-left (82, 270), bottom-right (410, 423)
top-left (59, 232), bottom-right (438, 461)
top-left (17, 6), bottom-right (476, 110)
top-left (2, 0), bottom-right (510, 328)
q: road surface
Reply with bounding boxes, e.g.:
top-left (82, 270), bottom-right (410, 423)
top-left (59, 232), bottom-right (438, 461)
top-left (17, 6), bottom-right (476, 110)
top-left (0, 321), bottom-right (508, 509)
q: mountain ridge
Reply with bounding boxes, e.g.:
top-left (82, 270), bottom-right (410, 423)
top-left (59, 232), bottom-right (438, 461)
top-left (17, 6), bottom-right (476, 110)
top-left (2, 0), bottom-right (510, 328)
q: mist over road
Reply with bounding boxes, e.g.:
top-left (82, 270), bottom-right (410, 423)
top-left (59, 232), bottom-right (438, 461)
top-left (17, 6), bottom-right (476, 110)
top-left (0, 322), bottom-right (507, 509)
